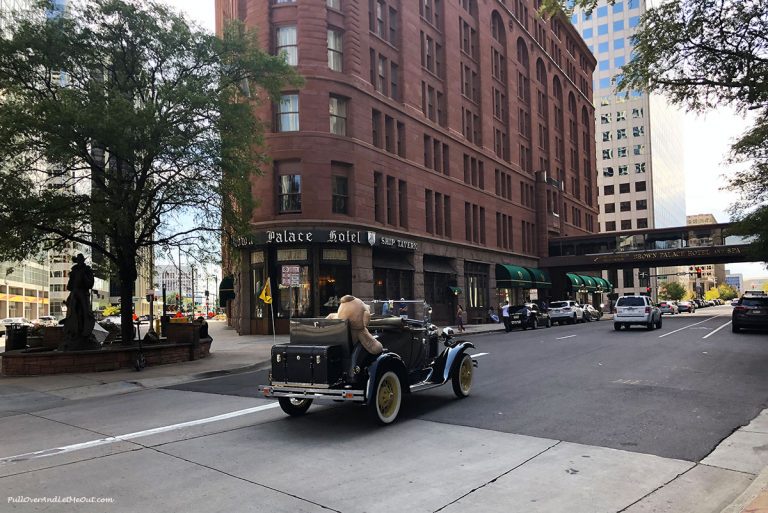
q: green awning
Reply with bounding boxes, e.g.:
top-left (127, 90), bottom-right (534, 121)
top-left (448, 286), bottom-right (463, 295)
top-left (606, 280), bottom-right (614, 292)
top-left (565, 273), bottom-right (584, 289)
top-left (593, 277), bottom-right (611, 292)
top-left (219, 276), bottom-right (235, 302)
top-left (579, 275), bottom-right (597, 292)
top-left (496, 264), bottom-right (534, 288)
top-left (525, 267), bottom-right (552, 289)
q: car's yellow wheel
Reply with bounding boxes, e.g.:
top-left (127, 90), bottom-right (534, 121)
top-left (452, 353), bottom-right (473, 398)
top-left (369, 370), bottom-right (402, 425)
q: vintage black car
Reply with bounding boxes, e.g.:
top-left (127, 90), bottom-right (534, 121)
top-left (259, 300), bottom-right (477, 425)
top-left (508, 303), bottom-right (552, 330)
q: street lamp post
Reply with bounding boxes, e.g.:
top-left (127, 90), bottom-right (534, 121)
top-left (205, 275), bottom-right (212, 318)
top-left (190, 266), bottom-right (195, 319)
top-left (161, 270), bottom-right (169, 319)
top-left (146, 287), bottom-right (158, 335)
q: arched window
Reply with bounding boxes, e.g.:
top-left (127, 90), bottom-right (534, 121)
top-left (553, 76), bottom-right (562, 102)
top-left (567, 92), bottom-right (576, 114)
top-left (491, 12), bottom-right (505, 43)
top-left (535, 59), bottom-right (547, 85)
top-left (516, 38), bottom-right (529, 68)
top-left (581, 106), bottom-right (591, 127)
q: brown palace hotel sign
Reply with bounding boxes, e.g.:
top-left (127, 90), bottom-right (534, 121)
top-left (234, 229), bottom-right (418, 251)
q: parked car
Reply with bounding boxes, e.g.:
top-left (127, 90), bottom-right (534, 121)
top-left (508, 303), bottom-right (551, 330)
top-left (581, 304), bottom-right (602, 321)
top-left (260, 300), bottom-right (477, 425)
top-left (677, 301), bottom-right (696, 313)
top-left (732, 292), bottom-right (768, 333)
top-left (731, 298), bottom-right (740, 307)
top-left (614, 295), bottom-right (662, 331)
top-left (0, 317), bottom-right (34, 336)
top-left (33, 315), bottom-right (58, 326)
top-left (658, 302), bottom-right (679, 315)
top-left (548, 300), bottom-right (584, 325)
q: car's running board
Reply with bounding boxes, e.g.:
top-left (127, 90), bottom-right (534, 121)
top-left (410, 382), bottom-right (444, 393)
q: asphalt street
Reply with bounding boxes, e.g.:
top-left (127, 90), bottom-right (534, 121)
top-left (1, 304), bottom-right (766, 512)
top-left (170, 305), bottom-right (768, 462)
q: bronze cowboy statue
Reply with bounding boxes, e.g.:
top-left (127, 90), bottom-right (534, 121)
top-left (61, 253), bottom-right (97, 350)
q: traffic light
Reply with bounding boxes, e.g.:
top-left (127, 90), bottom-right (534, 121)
top-left (646, 287), bottom-right (651, 294)
top-left (205, 290), bottom-right (209, 298)
top-left (696, 267), bottom-right (702, 278)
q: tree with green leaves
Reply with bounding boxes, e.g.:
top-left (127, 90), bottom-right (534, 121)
top-left (717, 283), bottom-right (738, 300)
top-left (544, 0), bottom-right (767, 265)
top-left (0, 0), bottom-right (301, 344)
top-left (659, 281), bottom-right (687, 301)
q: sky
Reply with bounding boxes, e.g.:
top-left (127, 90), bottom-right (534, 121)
top-left (161, 0), bottom-right (766, 280)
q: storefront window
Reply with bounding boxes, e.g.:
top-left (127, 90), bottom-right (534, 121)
top-left (374, 268), bottom-right (414, 300)
top-left (251, 266), bottom-right (264, 318)
top-left (464, 262), bottom-right (489, 323)
top-left (278, 265), bottom-right (311, 317)
top-left (319, 264), bottom-right (351, 316)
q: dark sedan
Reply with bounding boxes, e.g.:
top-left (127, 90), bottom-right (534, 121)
top-left (508, 303), bottom-right (551, 330)
top-left (732, 294), bottom-right (768, 333)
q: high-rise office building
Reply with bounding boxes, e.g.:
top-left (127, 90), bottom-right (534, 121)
top-left (571, 0), bottom-right (685, 297)
top-left (0, 0), bottom-right (51, 320)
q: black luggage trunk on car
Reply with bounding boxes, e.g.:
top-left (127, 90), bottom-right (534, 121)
top-left (271, 344), bottom-right (344, 386)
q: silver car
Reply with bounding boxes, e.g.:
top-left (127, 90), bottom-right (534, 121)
top-left (0, 317), bottom-right (34, 336)
top-left (614, 296), bottom-right (662, 331)
top-left (658, 302), bottom-right (679, 315)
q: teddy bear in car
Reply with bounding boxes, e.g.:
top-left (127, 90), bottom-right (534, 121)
top-left (326, 295), bottom-right (383, 355)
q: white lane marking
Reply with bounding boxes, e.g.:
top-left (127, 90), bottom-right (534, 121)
top-left (702, 320), bottom-right (732, 339)
top-left (556, 335), bottom-right (577, 340)
top-left (0, 402), bottom-right (280, 466)
top-left (470, 352), bottom-right (489, 358)
top-left (658, 317), bottom-right (719, 338)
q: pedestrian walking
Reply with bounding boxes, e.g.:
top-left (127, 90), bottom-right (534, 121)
top-left (456, 304), bottom-right (466, 332)
top-left (501, 301), bottom-right (511, 332)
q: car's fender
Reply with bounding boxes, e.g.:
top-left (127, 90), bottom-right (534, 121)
top-left (441, 341), bottom-right (475, 383)
top-left (365, 352), bottom-right (408, 401)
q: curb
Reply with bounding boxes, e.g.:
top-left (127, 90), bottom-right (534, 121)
top-left (721, 466), bottom-right (768, 513)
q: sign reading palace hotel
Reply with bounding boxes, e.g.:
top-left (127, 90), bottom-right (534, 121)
top-left (233, 228), bottom-right (418, 251)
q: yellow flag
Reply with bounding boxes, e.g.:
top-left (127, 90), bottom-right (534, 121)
top-left (259, 278), bottom-right (272, 304)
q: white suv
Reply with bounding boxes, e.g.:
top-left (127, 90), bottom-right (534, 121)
top-left (548, 300), bottom-right (584, 325)
top-left (614, 296), bottom-right (662, 331)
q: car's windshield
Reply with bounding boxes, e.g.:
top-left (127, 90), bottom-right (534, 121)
top-left (742, 298), bottom-right (768, 307)
top-left (510, 305), bottom-right (530, 313)
top-left (550, 301), bottom-right (569, 308)
top-left (365, 300), bottom-right (431, 321)
top-left (617, 297), bottom-right (645, 307)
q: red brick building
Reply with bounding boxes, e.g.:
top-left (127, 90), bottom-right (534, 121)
top-left (216, 0), bottom-right (598, 333)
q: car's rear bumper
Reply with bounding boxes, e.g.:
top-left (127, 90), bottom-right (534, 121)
top-left (615, 315), bottom-right (651, 324)
top-left (732, 316), bottom-right (768, 329)
top-left (260, 384), bottom-right (366, 403)
top-left (549, 312), bottom-right (575, 320)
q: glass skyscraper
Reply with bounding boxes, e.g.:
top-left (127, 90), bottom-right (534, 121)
top-left (572, 0), bottom-right (686, 296)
